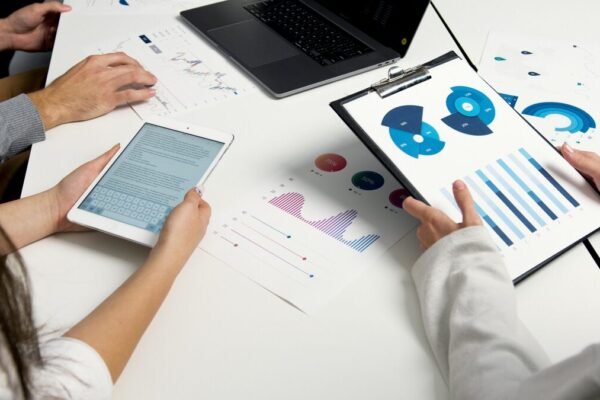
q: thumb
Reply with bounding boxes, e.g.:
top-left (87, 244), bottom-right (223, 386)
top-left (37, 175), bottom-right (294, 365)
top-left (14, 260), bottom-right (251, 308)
top-left (452, 180), bottom-right (480, 226)
top-left (86, 144), bottom-right (120, 172)
top-left (561, 143), bottom-right (600, 178)
top-left (183, 187), bottom-right (203, 204)
top-left (183, 187), bottom-right (211, 210)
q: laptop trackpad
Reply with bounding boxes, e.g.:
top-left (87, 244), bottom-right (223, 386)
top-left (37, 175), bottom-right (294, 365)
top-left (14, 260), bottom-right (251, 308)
top-left (208, 20), bottom-right (300, 68)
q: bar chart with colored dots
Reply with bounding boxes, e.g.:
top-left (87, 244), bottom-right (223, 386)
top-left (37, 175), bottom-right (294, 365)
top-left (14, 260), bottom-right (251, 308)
top-left (200, 148), bottom-right (419, 312)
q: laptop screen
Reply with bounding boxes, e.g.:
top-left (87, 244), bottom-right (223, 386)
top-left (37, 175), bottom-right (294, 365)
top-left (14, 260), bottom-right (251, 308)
top-left (313, 0), bottom-right (430, 56)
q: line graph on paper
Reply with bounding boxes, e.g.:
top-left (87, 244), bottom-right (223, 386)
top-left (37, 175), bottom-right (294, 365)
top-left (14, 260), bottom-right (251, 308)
top-left (269, 192), bottom-right (380, 252)
top-left (71, 0), bottom-right (205, 14)
top-left (200, 148), bottom-right (420, 312)
top-left (94, 24), bottom-right (254, 119)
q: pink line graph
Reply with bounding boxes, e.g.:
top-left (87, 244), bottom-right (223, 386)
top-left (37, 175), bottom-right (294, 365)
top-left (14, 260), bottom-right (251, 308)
top-left (269, 192), bottom-right (380, 252)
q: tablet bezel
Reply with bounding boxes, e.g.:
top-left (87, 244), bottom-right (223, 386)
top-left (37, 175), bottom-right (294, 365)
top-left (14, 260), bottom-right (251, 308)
top-left (67, 117), bottom-right (234, 247)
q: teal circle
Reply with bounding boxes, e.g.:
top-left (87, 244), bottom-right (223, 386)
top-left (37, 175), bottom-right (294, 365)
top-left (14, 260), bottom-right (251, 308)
top-left (351, 171), bottom-right (385, 191)
top-left (455, 97), bottom-right (480, 117)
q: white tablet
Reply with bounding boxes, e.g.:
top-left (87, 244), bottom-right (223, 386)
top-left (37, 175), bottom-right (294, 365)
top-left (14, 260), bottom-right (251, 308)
top-left (68, 118), bottom-right (233, 247)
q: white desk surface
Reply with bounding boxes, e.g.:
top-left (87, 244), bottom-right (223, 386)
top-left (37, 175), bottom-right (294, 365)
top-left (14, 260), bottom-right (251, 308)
top-left (21, 1), bottom-right (600, 399)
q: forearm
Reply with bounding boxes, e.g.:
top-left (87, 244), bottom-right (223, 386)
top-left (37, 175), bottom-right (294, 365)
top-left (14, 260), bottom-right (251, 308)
top-left (0, 95), bottom-right (46, 160)
top-left (412, 226), bottom-right (550, 400)
top-left (0, 190), bottom-right (57, 254)
top-left (65, 251), bottom-right (186, 382)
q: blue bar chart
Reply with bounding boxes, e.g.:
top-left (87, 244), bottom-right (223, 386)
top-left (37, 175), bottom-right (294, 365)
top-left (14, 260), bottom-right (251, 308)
top-left (441, 147), bottom-right (580, 248)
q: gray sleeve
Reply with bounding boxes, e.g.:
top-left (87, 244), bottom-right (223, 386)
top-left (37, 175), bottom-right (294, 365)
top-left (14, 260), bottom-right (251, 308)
top-left (0, 94), bottom-right (45, 161)
top-left (412, 226), bottom-right (600, 400)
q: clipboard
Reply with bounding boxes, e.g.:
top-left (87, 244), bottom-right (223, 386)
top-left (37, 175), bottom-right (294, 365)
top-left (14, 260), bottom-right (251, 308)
top-left (329, 51), bottom-right (600, 282)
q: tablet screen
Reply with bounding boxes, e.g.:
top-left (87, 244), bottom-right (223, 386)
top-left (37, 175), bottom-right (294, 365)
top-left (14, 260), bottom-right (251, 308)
top-left (78, 123), bottom-right (224, 233)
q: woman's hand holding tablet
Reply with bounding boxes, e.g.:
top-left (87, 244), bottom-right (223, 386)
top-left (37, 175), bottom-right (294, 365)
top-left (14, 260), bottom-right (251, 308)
top-left (67, 118), bottom-right (234, 246)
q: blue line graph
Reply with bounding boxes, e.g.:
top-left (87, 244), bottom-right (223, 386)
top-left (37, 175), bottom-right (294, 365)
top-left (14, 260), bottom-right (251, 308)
top-left (485, 164), bottom-right (546, 228)
top-left (476, 170), bottom-right (536, 233)
top-left (441, 148), bottom-right (580, 248)
top-left (465, 176), bottom-right (525, 240)
top-left (497, 159), bottom-right (557, 220)
top-left (509, 154), bottom-right (568, 214)
top-left (442, 188), bottom-right (513, 246)
top-left (519, 149), bottom-right (580, 207)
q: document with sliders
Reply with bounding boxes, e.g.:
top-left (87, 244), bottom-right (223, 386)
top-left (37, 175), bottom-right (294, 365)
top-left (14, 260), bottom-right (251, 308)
top-left (200, 143), bottom-right (419, 313)
top-left (331, 52), bottom-right (600, 282)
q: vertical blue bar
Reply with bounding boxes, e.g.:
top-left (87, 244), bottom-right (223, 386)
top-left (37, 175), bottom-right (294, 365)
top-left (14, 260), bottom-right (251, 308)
top-left (476, 169), bottom-right (536, 233)
top-left (519, 148), bottom-right (580, 207)
top-left (353, 236), bottom-right (366, 251)
top-left (465, 176), bottom-right (524, 240)
top-left (509, 153), bottom-right (568, 214)
top-left (497, 158), bottom-right (558, 220)
top-left (486, 164), bottom-right (546, 228)
top-left (441, 188), bottom-right (513, 246)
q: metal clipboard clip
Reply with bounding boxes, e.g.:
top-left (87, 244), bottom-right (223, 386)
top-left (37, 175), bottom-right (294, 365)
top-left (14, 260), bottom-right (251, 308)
top-left (371, 65), bottom-right (431, 98)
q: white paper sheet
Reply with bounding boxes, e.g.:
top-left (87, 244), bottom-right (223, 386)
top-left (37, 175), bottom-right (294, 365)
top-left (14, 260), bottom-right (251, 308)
top-left (200, 144), bottom-right (419, 313)
top-left (479, 32), bottom-right (600, 151)
top-left (66, 0), bottom-right (202, 14)
top-left (93, 24), bottom-right (255, 119)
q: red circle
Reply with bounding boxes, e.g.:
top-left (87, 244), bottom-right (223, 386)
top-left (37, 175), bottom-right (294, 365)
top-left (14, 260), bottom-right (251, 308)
top-left (389, 188), bottom-right (410, 209)
top-left (314, 153), bottom-right (347, 172)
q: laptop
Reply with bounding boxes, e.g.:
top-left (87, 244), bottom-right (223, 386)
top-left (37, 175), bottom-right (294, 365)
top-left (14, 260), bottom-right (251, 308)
top-left (181, 0), bottom-right (430, 98)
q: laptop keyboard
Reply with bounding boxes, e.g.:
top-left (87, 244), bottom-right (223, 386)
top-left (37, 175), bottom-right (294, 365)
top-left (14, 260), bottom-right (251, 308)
top-left (244, 0), bottom-right (373, 66)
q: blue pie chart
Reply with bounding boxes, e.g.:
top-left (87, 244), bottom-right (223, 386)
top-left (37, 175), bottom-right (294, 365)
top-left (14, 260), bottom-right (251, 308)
top-left (382, 105), bottom-right (445, 159)
top-left (522, 102), bottom-right (596, 133)
top-left (442, 86), bottom-right (496, 136)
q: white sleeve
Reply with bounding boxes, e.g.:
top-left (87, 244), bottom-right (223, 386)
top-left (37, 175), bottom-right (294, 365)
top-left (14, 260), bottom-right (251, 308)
top-left (412, 226), bottom-right (600, 399)
top-left (31, 337), bottom-right (113, 400)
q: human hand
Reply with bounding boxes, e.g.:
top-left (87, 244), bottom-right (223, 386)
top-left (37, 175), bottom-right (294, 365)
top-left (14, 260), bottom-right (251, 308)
top-left (47, 144), bottom-right (121, 233)
top-left (560, 143), bottom-right (600, 190)
top-left (402, 180), bottom-right (482, 250)
top-left (2, 2), bottom-right (71, 52)
top-left (28, 52), bottom-right (157, 130)
top-left (150, 189), bottom-right (211, 268)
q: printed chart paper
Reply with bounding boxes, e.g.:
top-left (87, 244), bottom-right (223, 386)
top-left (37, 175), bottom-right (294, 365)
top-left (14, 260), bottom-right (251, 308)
top-left (479, 32), bottom-right (600, 150)
top-left (94, 24), bottom-right (255, 119)
top-left (342, 57), bottom-right (600, 281)
top-left (66, 0), bottom-right (201, 14)
top-left (200, 145), bottom-right (419, 313)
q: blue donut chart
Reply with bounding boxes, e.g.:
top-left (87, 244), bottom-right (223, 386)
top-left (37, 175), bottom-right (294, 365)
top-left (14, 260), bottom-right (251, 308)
top-left (522, 102), bottom-right (597, 134)
top-left (442, 86), bottom-right (496, 136)
top-left (382, 105), bottom-right (445, 159)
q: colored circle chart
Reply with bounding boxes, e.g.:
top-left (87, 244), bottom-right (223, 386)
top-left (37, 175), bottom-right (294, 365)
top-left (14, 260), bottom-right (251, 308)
top-left (442, 86), bottom-right (496, 136)
top-left (381, 105), bottom-right (445, 159)
top-left (521, 102), bottom-right (597, 134)
top-left (389, 188), bottom-right (410, 209)
top-left (351, 171), bottom-right (384, 191)
top-left (314, 153), bottom-right (347, 172)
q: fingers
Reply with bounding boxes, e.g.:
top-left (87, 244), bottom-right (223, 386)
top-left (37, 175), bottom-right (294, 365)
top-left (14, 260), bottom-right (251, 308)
top-left (33, 1), bottom-right (71, 16)
top-left (561, 143), bottom-right (600, 178)
top-left (402, 196), bottom-right (431, 221)
top-left (89, 52), bottom-right (144, 69)
top-left (113, 88), bottom-right (156, 106)
top-left (452, 180), bottom-right (481, 226)
top-left (107, 65), bottom-right (157, 89)
top-left (45, 1), bottom-right (72, 14)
